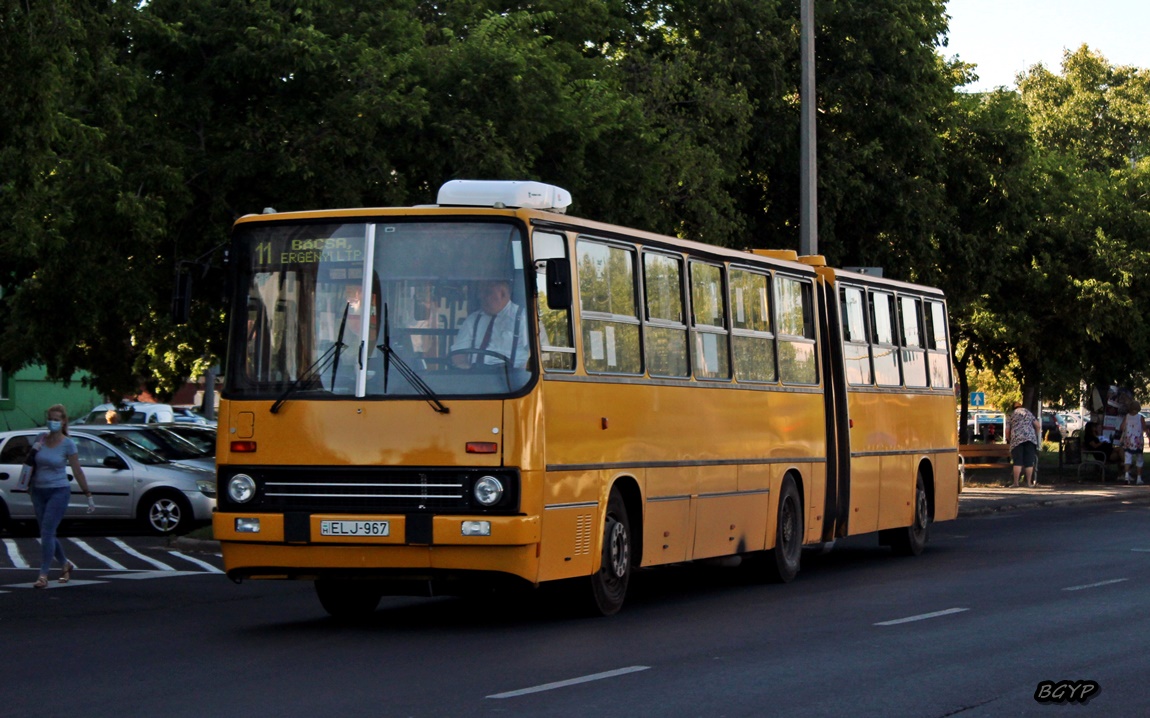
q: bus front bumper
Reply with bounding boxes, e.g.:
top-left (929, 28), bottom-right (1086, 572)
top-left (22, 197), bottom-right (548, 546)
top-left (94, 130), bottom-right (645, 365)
top-left (213, 511), bottom-right (541, 583)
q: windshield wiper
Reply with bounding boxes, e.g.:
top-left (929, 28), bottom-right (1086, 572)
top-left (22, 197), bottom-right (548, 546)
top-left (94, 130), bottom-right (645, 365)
top-left (379, 303), bottom-right (449, 414)
top-left (270, 301), bottom-right (350, 414)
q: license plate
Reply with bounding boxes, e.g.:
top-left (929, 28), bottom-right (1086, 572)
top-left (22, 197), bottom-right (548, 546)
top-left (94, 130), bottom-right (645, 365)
top-left (320, 520), bottom-right (390, 537)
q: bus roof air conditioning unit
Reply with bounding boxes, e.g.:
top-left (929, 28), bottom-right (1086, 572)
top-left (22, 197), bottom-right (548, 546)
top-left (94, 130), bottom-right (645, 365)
top-left (437, 180), bottom-right (572, 213)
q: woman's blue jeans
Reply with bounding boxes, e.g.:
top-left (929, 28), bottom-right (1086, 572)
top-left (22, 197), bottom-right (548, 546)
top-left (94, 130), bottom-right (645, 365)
top-left (30, 486), bottom-right (71, 576)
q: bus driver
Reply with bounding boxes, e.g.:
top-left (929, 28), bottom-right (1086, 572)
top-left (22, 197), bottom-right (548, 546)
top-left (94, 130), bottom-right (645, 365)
top-left (450, 279), bottom-right (530, 369)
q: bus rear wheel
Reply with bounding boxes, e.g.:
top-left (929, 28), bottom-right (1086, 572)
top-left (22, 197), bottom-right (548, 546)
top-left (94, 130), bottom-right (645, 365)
top-left (315, 579), bottom-right (383, 620)
top-left (586, 489), bottom-right (632, 616)
top-left (888, 473), bottom-right (929, 556)
top-left (765, 476), bottom-right (803, 583)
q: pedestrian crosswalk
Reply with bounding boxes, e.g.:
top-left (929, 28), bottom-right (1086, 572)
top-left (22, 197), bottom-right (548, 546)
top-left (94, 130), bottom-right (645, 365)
top-left (1, 536), bottom-right (223, 589)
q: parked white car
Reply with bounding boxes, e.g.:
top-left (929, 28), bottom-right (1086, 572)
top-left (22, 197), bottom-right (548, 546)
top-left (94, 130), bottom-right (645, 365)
top-left (74, 402), bottom-right (175, 425)
top-left (0, 429), bottom-right (215, 534)
top-left (1059, 411), bottom-right (1085, 436)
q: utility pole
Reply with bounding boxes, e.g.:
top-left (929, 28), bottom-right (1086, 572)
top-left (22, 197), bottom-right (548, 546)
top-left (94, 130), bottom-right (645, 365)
top-left (799, 0), bottom-right (818, 256)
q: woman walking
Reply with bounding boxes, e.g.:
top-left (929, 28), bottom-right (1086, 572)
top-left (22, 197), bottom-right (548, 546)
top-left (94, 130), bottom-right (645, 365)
top-left (28, 404), bottom-right (93, 588)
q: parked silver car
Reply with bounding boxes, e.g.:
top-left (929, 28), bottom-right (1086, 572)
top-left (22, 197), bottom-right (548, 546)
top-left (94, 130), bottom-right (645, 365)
top-left (77, 424), bottom-right (215, 472)
top-left (0, 429), bottom-right (216, 534)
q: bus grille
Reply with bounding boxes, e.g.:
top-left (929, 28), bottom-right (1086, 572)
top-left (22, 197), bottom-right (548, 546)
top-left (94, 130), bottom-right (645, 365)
top-left (218, 466), bottom-right (518, 514)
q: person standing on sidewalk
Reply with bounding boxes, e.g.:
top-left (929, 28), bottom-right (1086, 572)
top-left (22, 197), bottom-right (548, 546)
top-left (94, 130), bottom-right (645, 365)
top-left (1005, 401), bottom-right (1041, 488)
top-left (1116, 404), bottom-right (1149, 485)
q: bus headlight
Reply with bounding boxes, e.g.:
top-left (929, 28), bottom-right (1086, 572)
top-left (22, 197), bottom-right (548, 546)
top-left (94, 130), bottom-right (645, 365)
top-left (228, 474), bottom-right (256, 503)
top-left (473, 476), bottom-right (504, 506)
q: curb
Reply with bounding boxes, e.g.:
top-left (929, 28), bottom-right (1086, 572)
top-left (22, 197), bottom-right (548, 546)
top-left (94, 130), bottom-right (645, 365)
top-left (957, 486), bottom-right (1150, 517)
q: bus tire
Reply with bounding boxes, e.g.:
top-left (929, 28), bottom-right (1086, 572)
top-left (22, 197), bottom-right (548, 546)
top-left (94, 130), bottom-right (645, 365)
top-left (765, 476), bottom-right (803, 583)
top-left (586, 488), bottom-right (632, 616)
top-left (889, 473), bottom-right (929, 557)
top-left (315, 579), bottom-right (382, 620)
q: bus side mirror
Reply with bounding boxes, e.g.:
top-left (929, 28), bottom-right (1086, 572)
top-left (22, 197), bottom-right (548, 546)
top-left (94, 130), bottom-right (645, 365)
top-left (544, 258), bottom-right (572, 310)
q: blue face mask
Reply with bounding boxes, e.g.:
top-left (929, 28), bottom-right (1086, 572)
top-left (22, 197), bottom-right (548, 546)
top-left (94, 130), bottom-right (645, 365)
top-left (46, 420), bottom-right (63, 432)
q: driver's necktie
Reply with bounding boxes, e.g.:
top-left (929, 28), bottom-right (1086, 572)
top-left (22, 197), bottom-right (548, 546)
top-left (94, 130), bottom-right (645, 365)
top-left (478, 315), bottom-right (496, 350)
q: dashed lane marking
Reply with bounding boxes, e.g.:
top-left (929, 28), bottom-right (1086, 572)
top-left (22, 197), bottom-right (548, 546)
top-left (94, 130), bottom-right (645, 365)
top-left (875, 607), bottom-right (970, 626)
top-left (487, 666), bottom-right (651, 699)
top-left (1062, 578), bottom-right (1128, 592)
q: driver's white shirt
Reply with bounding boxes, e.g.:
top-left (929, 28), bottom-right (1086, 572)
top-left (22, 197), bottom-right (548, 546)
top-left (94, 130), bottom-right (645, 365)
top-left (450, 301), bottom-right (530, 367)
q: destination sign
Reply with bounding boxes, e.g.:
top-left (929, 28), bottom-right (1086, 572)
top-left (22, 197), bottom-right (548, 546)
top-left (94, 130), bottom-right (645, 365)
top-left (252, 235), bottom-right (365, 268)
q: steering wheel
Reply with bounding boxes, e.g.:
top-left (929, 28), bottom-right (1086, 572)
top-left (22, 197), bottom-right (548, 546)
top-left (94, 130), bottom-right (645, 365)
top-left (442, 348), bottom-right (512, 369)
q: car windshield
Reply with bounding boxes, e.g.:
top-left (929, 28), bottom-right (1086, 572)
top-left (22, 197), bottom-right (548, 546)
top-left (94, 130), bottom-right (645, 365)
top-left (98, 428), bottom-right (207, 460)
top-left (98, 434), bottom-right (166, 465)
top-left (164, 427), bottom-right (216, 455)
top-left (227, 220), bottom-right (536, 402)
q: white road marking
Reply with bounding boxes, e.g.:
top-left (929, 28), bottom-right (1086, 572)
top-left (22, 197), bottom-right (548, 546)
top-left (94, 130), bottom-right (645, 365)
top-left (1062, 578), bottom-right (1128, 592)
top-left (3, 539), bottom-right (30, 569)
top-left (103, 570), bottom-right (204, 580)
top-left (70, 538), bottom-right (128, 570)
top-left (1131, 548), bottom-right (1150, 552)
top-left (486, 666), bottom-right (651, 699)
top-left (875, 607), bottom-right (970, 626)
top-left (6, 579), bottom-right (107, 589)
top-left (166, 550), bottom-right (224, 573)
top-left (109, 537), bottom-right (175, 570)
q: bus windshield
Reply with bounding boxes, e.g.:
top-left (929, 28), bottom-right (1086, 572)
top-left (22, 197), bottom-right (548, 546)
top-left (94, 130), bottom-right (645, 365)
top-left (227, 220), bottom-right (536, 401)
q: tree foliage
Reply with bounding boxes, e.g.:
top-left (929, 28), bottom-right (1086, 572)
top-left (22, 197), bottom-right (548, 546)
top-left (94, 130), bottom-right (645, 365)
top-left (2, 3), bottom-right (1149, 407)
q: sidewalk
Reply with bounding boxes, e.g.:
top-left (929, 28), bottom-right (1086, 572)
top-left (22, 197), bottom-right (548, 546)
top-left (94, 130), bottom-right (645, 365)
top-left (958, 481), bottom-right (1150, 516)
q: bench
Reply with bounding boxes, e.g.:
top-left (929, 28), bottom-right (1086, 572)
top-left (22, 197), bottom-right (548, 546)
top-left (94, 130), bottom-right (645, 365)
top-left (958, 443), bottom-right (1012, 478)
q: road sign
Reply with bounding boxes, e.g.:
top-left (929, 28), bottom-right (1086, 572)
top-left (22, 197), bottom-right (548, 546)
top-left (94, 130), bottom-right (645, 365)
top-left (970, 392), bottom-right (986, 407)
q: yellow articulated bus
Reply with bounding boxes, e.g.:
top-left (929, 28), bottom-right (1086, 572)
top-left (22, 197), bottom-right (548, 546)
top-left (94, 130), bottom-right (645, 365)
top-left (212, 180), bottom-right (959, 618)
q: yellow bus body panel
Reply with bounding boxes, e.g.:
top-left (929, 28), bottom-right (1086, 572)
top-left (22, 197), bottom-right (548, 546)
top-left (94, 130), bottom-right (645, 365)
top-left (846, 389), bottom-right (959, 535)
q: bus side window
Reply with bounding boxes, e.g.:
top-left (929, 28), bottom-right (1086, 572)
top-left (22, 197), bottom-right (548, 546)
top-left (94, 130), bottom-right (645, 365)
top-left (689, 262), bottom-right (730, 380)
top-left (924, 300), bottom-right (952, 388)
top-left (729, 267), bottom-right (776, 383)
top-left (899, 295), bottom-right (927, 388)
top-left (533, 231), bottom-right (575, 371)
top-left (577, 239), bottom-right (642, 374)
top-left (776, 276), bottom-right (817, 384)
top-left (869, 290), bottom-right (901, 386)
top-left (643, 252), bottom-right (689, 377)
top-left (840, 285), bottom-right (872, 385)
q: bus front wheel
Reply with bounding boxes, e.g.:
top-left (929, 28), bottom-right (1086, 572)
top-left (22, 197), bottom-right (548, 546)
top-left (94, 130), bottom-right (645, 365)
top-left (315, 579), bottom-right (382, 620)
top-left (586, 489), bottom-right (632, 616)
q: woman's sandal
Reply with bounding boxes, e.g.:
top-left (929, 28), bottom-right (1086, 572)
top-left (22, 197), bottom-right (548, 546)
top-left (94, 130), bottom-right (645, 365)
top-left (33, 576), bottom-right (48, 589)
top-left (59, 561), bottom-right (76, 584)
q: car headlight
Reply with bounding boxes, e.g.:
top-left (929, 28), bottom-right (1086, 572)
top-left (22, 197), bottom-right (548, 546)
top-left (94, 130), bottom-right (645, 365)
top-left (196, 480), bottom-right (217, 498)
top-left (473, 475), bottom-right (504, 506)
top-left (228, 474), bottom-right (256, 503)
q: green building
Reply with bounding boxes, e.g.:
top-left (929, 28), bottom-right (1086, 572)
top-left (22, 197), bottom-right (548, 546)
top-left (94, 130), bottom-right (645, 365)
top-left (0, 365), bottom-right (106, 430)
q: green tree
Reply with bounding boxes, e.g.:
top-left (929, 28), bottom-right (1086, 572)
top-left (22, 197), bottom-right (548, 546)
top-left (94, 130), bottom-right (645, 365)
top-left (0, 0), bottom-right (170, 397)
